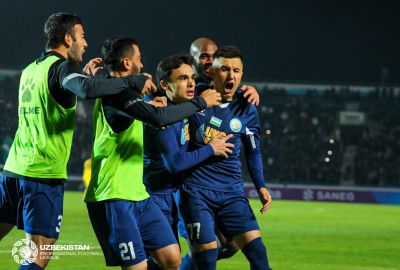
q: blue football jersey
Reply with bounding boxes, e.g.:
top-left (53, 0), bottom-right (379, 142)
top-left (143, 118), bottom-right (214, 193)
top-left (185, 95), bottom-right (266, 191)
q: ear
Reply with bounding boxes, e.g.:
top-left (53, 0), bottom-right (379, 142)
top-left (159, 80), bottom-right (170, 92)
top-left (64, 34), bottom-right (72, 48)
top-left (121, 58), bottom-right (130, 70)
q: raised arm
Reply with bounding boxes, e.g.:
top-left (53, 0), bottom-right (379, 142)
top-left (57, 60), bottom-right (147, 99)
top-left (105, 89), bottom-right (221, 128)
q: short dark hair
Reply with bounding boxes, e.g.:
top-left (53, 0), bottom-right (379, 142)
top-left (101, 36), bottom-right (139, 72)
top-left (156, 54), bottom-right (194, 83)
top-left (213, 45), bottom-right (244, 64)
top-left (44, 12), bottom-right (82, 49)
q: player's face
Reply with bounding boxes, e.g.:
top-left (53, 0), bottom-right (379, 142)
top-left (164, 64), bottom-right (196, 104)
top-left (68, 24), bottom-right (87, 63)
top-left (126, 44), bottom-right (143, 75)
top-left (194, 43), bottom-right (217, 81)
top-left (211, 57), bottom-right (243, 101)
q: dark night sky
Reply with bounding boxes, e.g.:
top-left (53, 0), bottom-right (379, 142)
top-left (0, 0), bottom-right (399, 84)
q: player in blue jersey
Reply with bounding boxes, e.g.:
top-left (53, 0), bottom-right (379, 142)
top-left (143, 54), bottom-right (234, 241)
top-left (180, 46), bottom-right (272, 270)
top-left (179, 38), bottom-right (263, 269)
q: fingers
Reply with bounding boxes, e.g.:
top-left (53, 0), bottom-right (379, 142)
top-left (154, 96), bottom-right (167, 106)
top-left (147, 96), bottom-right (167, 107)
top-left (258, 187), bottom-right (272, 214)
top-left (249, 95), bottom-right (259, 106)
top-left (149, 81), bottom-right (157, 92)
top-left (204, 89), bottom-right (216, 94)
top-left (222, 134), bottom-right (233, 141)
top-left (260, 198), bottom-right (272, 214)
top-left (84, 58), bottom-right (103, 76)
top-left (142, 72), bottom-right (152, 80)
top-left (93, 66), bottom-right (104, 72)
top-left (143, 80), bottom-right (157, 95)
top-left (260, 203), bottom-right (271, 214)
top-left (201, 89), bottom-right (220, 97)
top-left (241, 85), bottom-right (249, 97)
top-left (90, 58), bottom-right (103, 64)
top-left (248, 95), bottom-right (255, 104)
top-left (225, 143), bottom-right (234, 149)
top-left (215, 93), bottom-right (222, 102)
top-left (224, 147), bottom-right (233, 155)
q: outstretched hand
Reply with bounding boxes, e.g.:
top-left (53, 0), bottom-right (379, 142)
top-left (240, 85), bottom-right (259, 106)
top-left (83, 57), bottom-right (103, 76)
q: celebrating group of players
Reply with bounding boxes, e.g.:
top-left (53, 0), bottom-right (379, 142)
top-left (0, 12), bottom-right (272, 270)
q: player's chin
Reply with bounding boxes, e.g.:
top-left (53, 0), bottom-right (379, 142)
top-left (223, 90), bottom-right (234, 99)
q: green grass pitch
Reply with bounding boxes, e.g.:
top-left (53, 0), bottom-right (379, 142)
top-left (1, 191), bottom-right (399, 269)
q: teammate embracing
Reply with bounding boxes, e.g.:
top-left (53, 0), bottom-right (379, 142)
top-left (84, 36), bottom-right (222, 270)
top-left (143, 53), bottom-right (234, 240)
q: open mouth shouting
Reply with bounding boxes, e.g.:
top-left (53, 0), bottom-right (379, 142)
top-left (223, 81), bottom-right (235, 98)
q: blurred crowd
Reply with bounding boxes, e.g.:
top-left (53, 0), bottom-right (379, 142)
top-left (247, 85), bottom-right (400, 187)
top-left (256, 87), bottom-right (343, 185)
top-left (1, 73), bottom-right (399, 187)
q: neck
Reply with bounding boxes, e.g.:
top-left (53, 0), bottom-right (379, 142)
top-left (48, 47), bottom-right (68, 60)
top-left (110, 70), bottom-right (130, 78)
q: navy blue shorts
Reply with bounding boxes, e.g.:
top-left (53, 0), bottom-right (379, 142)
top-left (180, 183), bottom-right (259, 244)
top-left (0, 175), bottom-right (64, 239)
top-left (173, 190), bottom-right (189, 239)
top-left (86, 198), bottom-right (177, 267)
top-left (150, 192), bottom-right (179, 241)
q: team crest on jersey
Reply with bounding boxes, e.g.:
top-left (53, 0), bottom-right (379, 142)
top-left (229, 118), bottom-right (242, 132)
top-left (180, 122), bottom-right (190, 145)
top-left (203, 126), bottom-right (227, 144)
top-left (210, 116), bottom-right (222, 127)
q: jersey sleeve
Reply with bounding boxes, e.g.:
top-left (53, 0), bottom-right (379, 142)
top-left (103, 90), bottom-right (207, 128)
top-left (153, 126), bottom-right (214, 173)
top-left (242, 106), bottom-right (267, 190)
top-left (57, 60), bottom-right (146, 99)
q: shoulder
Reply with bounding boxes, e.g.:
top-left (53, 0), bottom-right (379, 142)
top-left (55, 60), bottom-right (81, 75)
top-left (191, 110), bottom-right (206, 120)
top-left (233, 95), bottom-right (256, 112)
